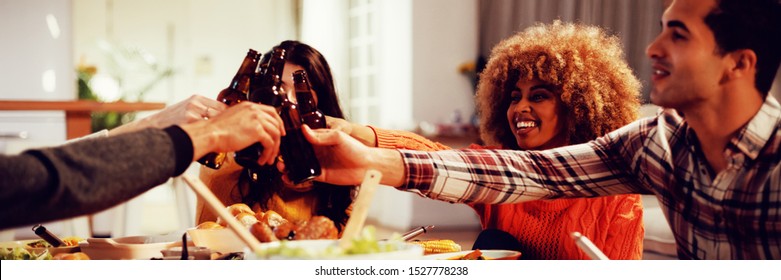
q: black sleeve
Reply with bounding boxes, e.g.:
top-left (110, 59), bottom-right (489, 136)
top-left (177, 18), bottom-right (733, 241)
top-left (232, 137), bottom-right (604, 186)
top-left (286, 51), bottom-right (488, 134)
top-left (164, 125), bottom-right (194, 176)
top-left (0, 128), bottom-right (183, 230)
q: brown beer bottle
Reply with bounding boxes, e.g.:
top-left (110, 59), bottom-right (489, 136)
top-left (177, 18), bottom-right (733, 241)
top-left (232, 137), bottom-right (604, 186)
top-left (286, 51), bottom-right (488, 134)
top-left (255, 49), bottom-right (272, 76)
top-left (245, 50), bottom-right (272, 182)
top-left (234, 47), bottom-right (287, 169)
top-left (198, 49), bottom-right (259, 169)
top-left (292, 70), bottom-right (326, 129)
top-left (278, 98), bottom-right (321, 184)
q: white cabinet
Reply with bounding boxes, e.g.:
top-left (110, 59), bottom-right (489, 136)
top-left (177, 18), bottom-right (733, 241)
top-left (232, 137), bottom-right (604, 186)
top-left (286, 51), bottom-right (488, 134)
top-left (0, 111), bottom-right (67, 162)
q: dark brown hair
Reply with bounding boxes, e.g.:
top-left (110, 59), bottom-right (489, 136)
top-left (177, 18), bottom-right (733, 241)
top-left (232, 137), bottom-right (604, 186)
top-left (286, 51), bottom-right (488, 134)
top-left (704, 0), bottom-right (781, 95)
top-left (242, 41), bottom-right (352, 231)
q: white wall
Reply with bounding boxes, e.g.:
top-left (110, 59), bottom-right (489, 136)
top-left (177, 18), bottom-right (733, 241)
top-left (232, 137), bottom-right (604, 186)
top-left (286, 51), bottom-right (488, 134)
top-left (411, 0), bottom-right (478, 126)
top-left (0, 0), bottom-right (74, 102)
top-left (0, 0), bottom-right (71, 142)
top-left (300, 0), bottom-right (349, 112)
top-left (375, 0), bottom-right (414, 130)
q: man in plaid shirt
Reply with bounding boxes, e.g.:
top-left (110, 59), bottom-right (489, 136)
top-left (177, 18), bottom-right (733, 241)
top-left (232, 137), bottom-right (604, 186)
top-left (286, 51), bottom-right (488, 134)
top-left (297, 0), bottom-right (781, 259)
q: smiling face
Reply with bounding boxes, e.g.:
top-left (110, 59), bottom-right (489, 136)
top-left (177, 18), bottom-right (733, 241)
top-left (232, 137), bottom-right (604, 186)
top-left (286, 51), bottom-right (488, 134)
top-left (646, 0), bottom-right (727, 109)
top-left (505, 79), bottom-right (568, 150)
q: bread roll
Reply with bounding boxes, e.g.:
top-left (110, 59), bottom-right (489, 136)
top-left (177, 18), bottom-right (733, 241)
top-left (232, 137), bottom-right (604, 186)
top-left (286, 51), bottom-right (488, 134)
top-left (260, 210), bottom-right (287, 229)
top-left (217, 203), bottom-right (255, 226)
top-left (227, 203), bottom-right (254, 216)
top-left (53, 252), bottom-right (90, 260)
top-left (254, 210), bottom-right (265, 222)
top-left (235, 212), bottom-right (259, 228)
top-left (273, 222), bottom-right (298, 240)
top-left (249, 222), bottom-right (279, 243)
top-left (196, 221), bottom-right (224, 230)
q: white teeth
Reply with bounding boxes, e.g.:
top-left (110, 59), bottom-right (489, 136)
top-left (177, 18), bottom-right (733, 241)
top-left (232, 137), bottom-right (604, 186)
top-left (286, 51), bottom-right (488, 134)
top-left (654, 69), bottom-right (669, 75)
top-left (516, 121), bottom-right (536, 129)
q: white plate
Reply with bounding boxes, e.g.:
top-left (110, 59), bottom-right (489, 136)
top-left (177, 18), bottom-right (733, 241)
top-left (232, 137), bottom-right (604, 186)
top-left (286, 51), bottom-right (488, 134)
top-left (245, 239), bottom-right (424, 260)
top-left (421, 249), bottom-right (522, 260)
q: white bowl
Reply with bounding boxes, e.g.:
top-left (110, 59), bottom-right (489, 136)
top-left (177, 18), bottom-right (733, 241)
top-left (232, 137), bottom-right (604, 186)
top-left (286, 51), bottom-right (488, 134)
top-left (187, 228), bottom-right (245, 254)
top-left (80, 236), bottom-right (180, 260)
top-left (245, 239), bottom-right (424, 260)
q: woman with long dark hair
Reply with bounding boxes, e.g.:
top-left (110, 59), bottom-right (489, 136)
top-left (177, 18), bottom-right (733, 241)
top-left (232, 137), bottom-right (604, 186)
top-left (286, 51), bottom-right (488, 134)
top-left (196, 41), bottom-right (353, 233)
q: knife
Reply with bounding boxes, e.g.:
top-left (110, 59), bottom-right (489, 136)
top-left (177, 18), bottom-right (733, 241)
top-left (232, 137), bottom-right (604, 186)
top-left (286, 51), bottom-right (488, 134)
top-left (401, 225), bottom-right (435, 241)
top-left (32, 224), bottom-right (64, 247)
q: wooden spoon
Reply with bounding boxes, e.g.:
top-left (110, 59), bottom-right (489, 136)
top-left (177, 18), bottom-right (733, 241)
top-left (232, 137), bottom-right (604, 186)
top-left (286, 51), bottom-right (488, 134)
top-left (338, 169), bottom-right (382, 249)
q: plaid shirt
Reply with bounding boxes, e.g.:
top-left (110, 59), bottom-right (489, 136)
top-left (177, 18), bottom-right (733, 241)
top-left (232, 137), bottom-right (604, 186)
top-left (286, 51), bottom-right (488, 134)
top-left (400, 96), bottom-right (781, 260)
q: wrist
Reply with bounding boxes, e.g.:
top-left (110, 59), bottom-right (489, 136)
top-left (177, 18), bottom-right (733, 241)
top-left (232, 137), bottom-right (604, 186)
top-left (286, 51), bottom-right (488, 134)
top-left (366, 148), bottom-right (405, 187)
top-left (352, 124), bottom-right (378, 147)
top-left (179, 121), bottom-right (219, 161)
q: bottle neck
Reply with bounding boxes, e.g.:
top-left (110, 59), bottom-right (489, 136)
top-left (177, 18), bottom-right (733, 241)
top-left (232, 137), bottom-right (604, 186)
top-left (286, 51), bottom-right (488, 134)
top-left (230, 53), bottom-right (259, 93)
top-left (229, 75), bottom-right (252, 94)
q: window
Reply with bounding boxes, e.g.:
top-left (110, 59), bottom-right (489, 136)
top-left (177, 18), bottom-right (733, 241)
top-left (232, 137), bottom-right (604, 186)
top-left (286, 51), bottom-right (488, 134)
top-left (347, 0), bottom-right (379, 124)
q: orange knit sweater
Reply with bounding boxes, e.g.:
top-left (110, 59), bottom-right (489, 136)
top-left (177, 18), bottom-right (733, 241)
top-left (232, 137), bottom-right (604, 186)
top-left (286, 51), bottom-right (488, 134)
top-left (371, 126), bottom-right (644, 260)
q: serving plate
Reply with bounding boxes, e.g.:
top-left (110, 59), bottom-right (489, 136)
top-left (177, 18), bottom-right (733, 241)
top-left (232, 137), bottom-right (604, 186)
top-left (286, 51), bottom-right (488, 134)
top-left (421, 249), bottom-right (522, 260)
top-left (245, 239), bottom-right (424, 260)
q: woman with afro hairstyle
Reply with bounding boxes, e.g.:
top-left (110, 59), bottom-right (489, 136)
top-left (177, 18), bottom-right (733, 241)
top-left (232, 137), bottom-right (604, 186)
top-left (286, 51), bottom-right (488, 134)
top-left (331, 21), bottom-right (644, 259)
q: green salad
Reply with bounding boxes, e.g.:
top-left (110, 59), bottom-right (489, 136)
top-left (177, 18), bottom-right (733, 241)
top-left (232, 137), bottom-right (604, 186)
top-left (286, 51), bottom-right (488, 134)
top-left (0, 247), bottom-right (52, 260)
top-left (259, 226), bottom-right (403, 258)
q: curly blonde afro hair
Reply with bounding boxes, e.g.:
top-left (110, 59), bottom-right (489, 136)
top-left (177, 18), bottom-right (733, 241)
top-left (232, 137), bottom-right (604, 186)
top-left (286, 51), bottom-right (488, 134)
top-left (475, 21), bottom-right (641, 149)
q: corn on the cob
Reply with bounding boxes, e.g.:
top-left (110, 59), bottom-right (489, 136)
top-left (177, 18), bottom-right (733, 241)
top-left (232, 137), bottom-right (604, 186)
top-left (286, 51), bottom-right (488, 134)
top-left (410, 239), bottom-right (462, 255)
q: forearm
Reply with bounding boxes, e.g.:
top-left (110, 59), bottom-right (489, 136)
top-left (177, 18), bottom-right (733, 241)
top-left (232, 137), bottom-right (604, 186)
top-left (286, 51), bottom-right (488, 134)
top-left (370, 126), bottom-right (451, 151)
top-left (107, 117), bottom-right (152, 136)
top-left (398, 142), bottom-right (637, 204)
top-left (351, 124), bottom-right (378, 147)
top-left (0, 128), bottom-right (185, 229)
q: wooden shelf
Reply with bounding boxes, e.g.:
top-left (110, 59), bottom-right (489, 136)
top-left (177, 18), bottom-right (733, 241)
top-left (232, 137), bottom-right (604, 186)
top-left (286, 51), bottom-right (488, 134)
top-left (0, 100), bottom-right (165, 139)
